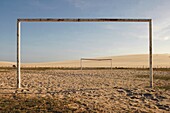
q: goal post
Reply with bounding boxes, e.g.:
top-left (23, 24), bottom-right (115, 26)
top-left (80, 58), bottom-right (112, 70)
top-left (16, 18), bottom-right (153, 88)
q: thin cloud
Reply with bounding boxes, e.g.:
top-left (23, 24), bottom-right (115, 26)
top-left (104, 25), bottom-right (119, 31)
top-left (68, 0), bottom-right (90, 10)
top-left (104, 22), bottom-right (170, 41)
top-left (29, 0), bottom-right (57, 10)
top-left (154, 22), bottom-right (170, 41)
top-left (67, 0), bottom-right (110, 10)
top-left (159, 24), bottom-right (170, 33)
top-left (163, 37), bottom-right (169, 41)
top-left (103, 24), bottom-right (148, 39)
top-left (154, 35), bottom-right (170, 41)
top-left (141, 0), bottom-right (170, 41)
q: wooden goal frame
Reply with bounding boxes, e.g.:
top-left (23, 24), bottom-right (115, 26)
top-left (16, 18), bottom-right (153, 88)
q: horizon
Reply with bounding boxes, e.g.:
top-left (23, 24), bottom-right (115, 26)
top-left (0, 0), bottom-right (170, 62)
top-left (0, 53), bottom-right (170, 63)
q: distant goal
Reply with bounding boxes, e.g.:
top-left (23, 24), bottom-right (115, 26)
top-left (80, 58), bottom-right (112, 70)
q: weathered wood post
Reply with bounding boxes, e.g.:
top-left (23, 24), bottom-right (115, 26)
top-left (149, 19), bottom-right (153, 88)
top-left (17, 19), bottom-right (21, 88)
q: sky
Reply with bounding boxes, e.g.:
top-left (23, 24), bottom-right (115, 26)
top-left (0, 0), bottom-right (170, 63)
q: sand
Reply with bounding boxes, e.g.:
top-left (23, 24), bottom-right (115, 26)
top-left (0, 54), bottom-right (170, 112)
top-left (0, 69), bottom-right (169, 112)
top-left (0, 54), bottom-right (170, 113)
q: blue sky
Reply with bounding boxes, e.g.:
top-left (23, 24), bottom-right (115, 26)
top-left (0, 0), bottom-right (170, 62)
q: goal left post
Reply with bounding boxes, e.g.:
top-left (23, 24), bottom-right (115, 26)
top-left (17, 19), bottom-right (21, 89)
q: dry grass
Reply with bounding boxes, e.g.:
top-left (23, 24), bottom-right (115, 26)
top-left (136, 74), bottom-right (170, 90)
top-left (158, 85), bottom-right (170, 91)
top-left (136, 74), bottom-right (170, 81)
top-left (0, 95), bottom-right (76, 112)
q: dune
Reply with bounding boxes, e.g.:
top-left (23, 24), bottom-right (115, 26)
top-left (0, 54), bottom-right (170, 68)
top-left (0, 61), bottom-right (16, 67)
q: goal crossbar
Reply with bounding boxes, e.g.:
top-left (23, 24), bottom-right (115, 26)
top-left (18, 18), bottom-right (151, 22)
top-left (16, 18), bottom-right (153, 88)
top-left (81, 58), bottom-right (112, 61)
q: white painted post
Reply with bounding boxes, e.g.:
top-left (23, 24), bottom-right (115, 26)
top-left (17, 20), bottom-right (21, 88)
top-left (149, 20), bottom-right (153, 88)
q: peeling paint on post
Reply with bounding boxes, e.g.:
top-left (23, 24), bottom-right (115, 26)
top-left (17, 20), bottom-right (21, 88)
top-left (18, 18), bottom-right (151, 22)
top-left (149, 20), bottom-right (153, 88)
